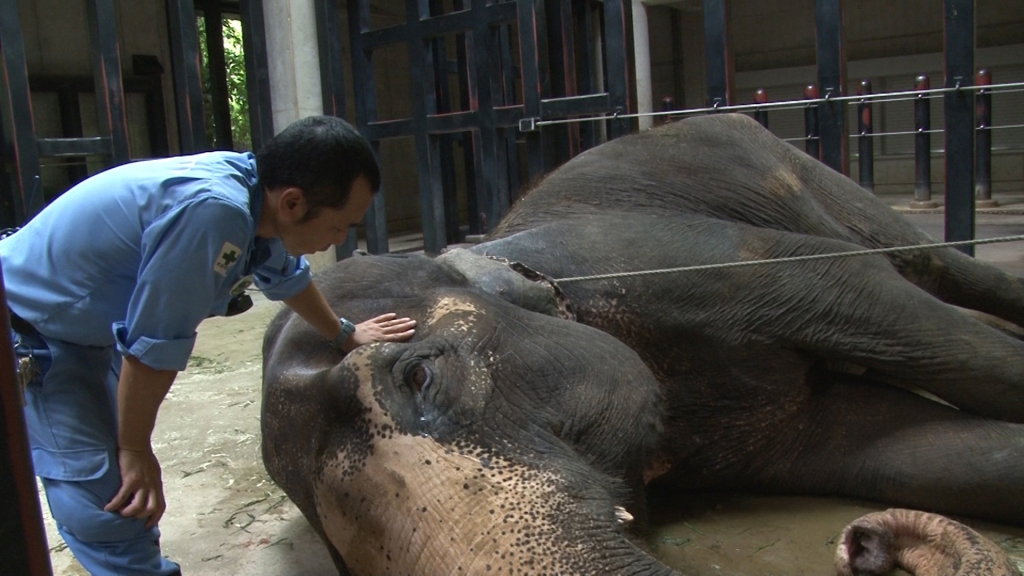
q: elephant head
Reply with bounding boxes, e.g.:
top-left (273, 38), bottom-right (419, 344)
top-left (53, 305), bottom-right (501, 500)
top-left (261, 251), bottom-right (673, 575)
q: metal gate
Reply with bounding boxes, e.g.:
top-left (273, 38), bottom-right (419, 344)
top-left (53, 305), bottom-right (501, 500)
top-left (317, 0), bottom-right (636, 256)
top-left (0, 0), bottom-right (274, 228)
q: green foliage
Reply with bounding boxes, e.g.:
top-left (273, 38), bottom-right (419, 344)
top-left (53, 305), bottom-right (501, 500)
top-left (197, 15), bottom-right (252, 152)
top-left (223, 19), bottom-right (252, 151)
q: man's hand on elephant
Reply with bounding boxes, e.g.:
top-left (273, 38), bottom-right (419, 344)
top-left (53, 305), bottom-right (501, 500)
top-left (105, 447), bottom-right (166, 529)
top-left (346, 313), bottom-right (416, 351)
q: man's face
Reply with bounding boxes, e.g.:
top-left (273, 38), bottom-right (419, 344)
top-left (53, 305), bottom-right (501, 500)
top-left (280, 175), bottom-right (375, 256)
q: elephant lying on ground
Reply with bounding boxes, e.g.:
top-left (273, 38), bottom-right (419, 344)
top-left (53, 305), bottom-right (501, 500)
top-left (261, 114), bottom-right (1024, 575)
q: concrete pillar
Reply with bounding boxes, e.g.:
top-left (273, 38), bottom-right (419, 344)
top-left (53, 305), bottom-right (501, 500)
top-left (265, 0), bottom-right (324, 130)
top-left (264, 0), bottom-right (336, 270)
top-left (632, 0), bottom-right (653, 131)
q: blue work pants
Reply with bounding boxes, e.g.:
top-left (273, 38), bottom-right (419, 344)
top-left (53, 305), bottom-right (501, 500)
top-left (15, 329), bottom-right (180, 575)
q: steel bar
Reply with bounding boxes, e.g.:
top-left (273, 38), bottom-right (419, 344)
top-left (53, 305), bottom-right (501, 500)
top-left (167, 0), bottom-right (208, 153)
top-left (753, 88), bottom-right (768, 129)
top-left (670, 8), bottom-right (684, 112)
top-left (540, 93), bottom-right (612, 118)
top-left (470, 0), bottom-right (503, 231)
top-left (492, 105), bottom-right (525, 127)
top-left (536, 107), bottom-right (1023, 131)
top-left (363, 119), bottom-right (416, 140)
top-left (497, 22), bottom-right (522, 201)
top-left (57, 89), bottom-right (89, 184)
top-left (0, 71), bottom-right (12, 227)
top-left (804, 84), bottom-right (820, 160)
top-left (0, 0), bottom-right (43, 224)
top-left (86, 0), bottom-right (130, 164)
top-left (975, 69), bottom-right (995, 208)
top-left (815, 0), bottom-right (847, 174)
top-left (603, 0), bottom-right (631, 138)
top-left (943, 0), bottom-right (975, 254)
top-left (485, 21), bottom-right (511, 219)
top-left (702, 0), bottom-right (731, 107)
top-left (546, 0), bottom-right (576, 164)
top-left (361, 3), bottom-right (517, 48)
top-left (318, 0), bottom-right (353, 269)
top-left (465, 15), bottom-right (488, 235)
top-left (530, 81), bottom-right (1024, 127)
top-left (910, 75), bottom-right (937, 209)
top-left (405, 0), bottom-right (447, 254)
top-left (517, 0), bottom-right (547, 181)
top-left (984, 123), bottom-right (1024, 131)
top-left (364, 142), bottom-right (389, 255)
top-left (347, 0), bottom-right (388, 253)
top-left (316, 0), bottom-right (347, 119)
top-left (574, 0), bottom-right (599, 152)
top-left (427, 0), bottom-right (461, 245)
top-left (37, 137), bottom-right (111, 158)
top-left (856, 79), bottom-right (873, 193)
top-left (204, 5), bottom-right (234, 149)
top-left (857, 128), bottom-right (944, 138)
top-left (453, 5), bottom-right (480, 234)
top-left (239, 0), bottom-right (275, 151)
top-left (314, 0), bottom-right (357, 259)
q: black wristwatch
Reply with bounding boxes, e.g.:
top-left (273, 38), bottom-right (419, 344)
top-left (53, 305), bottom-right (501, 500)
top-left (331, 317), bottom-right (357, 351)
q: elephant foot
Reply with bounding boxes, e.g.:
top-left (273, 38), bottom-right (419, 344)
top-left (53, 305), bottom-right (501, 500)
top-left (834, 509), bottom-right (1021, 576)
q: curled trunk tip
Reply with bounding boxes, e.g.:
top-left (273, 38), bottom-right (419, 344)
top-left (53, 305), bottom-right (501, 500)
top-left (835, 508), bottom-right (1022, 576)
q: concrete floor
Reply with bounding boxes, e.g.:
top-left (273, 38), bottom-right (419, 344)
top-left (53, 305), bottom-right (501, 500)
top-left (39, 194), bottom-right (1024, 575)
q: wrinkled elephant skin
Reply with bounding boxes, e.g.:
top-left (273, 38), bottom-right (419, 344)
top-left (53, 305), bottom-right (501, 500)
top-left (262, 114), bottom-right (1024, 575)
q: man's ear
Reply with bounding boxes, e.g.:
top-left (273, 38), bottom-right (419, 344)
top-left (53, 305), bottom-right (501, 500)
top-left (278, 187), bottom-right (307, 222)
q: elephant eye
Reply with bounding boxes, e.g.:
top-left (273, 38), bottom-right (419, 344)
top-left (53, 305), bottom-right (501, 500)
top-left (406, 363), bottom-right (433, 393)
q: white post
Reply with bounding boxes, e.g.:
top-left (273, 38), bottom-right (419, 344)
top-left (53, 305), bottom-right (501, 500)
top-left (264, 0), bottom-right (324, 131)
top-left (264, 0), bottom-right (338, 269)
top-left (632, 0), bottom-right (653, 131)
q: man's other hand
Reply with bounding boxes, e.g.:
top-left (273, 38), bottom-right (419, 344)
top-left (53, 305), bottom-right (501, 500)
top-left (105, 447), bottom-right (166, 529)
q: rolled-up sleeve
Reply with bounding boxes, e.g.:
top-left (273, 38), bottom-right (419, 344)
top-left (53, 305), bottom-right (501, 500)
top-left (114, 197), bottom-right (251, 371)
top-left (253, 244), bottom-right (312, 301)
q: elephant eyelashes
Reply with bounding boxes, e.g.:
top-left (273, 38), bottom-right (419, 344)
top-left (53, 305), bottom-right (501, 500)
top-left (406, 363), bottom-right (433, 393)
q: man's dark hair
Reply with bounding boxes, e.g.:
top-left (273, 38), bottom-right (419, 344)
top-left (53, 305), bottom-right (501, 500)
top-left (257, 115), bottom-right (381, 220)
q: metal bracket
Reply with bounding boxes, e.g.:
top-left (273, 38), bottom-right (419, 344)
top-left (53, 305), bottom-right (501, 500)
top-left (519, 117), bottom-right (539, 132)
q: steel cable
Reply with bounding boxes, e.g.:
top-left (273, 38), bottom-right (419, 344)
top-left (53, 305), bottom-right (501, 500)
top-left (554, 234), bottom-right (1024, 284)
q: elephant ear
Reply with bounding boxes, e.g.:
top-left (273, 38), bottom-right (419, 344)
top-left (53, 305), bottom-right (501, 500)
top-left (436, 248), bottom-right (575, 321)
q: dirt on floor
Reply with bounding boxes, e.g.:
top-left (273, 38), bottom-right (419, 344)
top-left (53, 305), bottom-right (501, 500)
top-left (40, 209), bottom-right (1024, 576)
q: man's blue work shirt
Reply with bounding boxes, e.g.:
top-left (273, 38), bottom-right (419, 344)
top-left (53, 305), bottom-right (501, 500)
top-left (0, 151), bottom-right (312, 371)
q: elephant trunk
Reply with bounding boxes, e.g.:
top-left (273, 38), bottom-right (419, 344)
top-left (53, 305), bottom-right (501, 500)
top-left (316, 433), bottom-right (681, 575)
top-left (834, 508), bottom-right (1021, 576)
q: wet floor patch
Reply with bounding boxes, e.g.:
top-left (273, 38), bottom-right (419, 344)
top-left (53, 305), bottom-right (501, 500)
top-left (647, 492), bottom-right (1024, 576)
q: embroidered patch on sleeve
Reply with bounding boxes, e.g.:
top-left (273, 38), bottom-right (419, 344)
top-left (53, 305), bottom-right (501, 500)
top-left (214, 242), bottom-right (242, 276)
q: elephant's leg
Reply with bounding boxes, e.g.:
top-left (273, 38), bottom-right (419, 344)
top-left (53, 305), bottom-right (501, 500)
top-left (480, 217), bottom-right (1024, 420)
top-left (740, 239), bottom-right (1024, 423)
top-left (906, 246), bottom-right (1024, 331)
top-left (770, 121), bottom-right (1024, 329)
top-left (739, 375), bottom-right (1024, 525)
